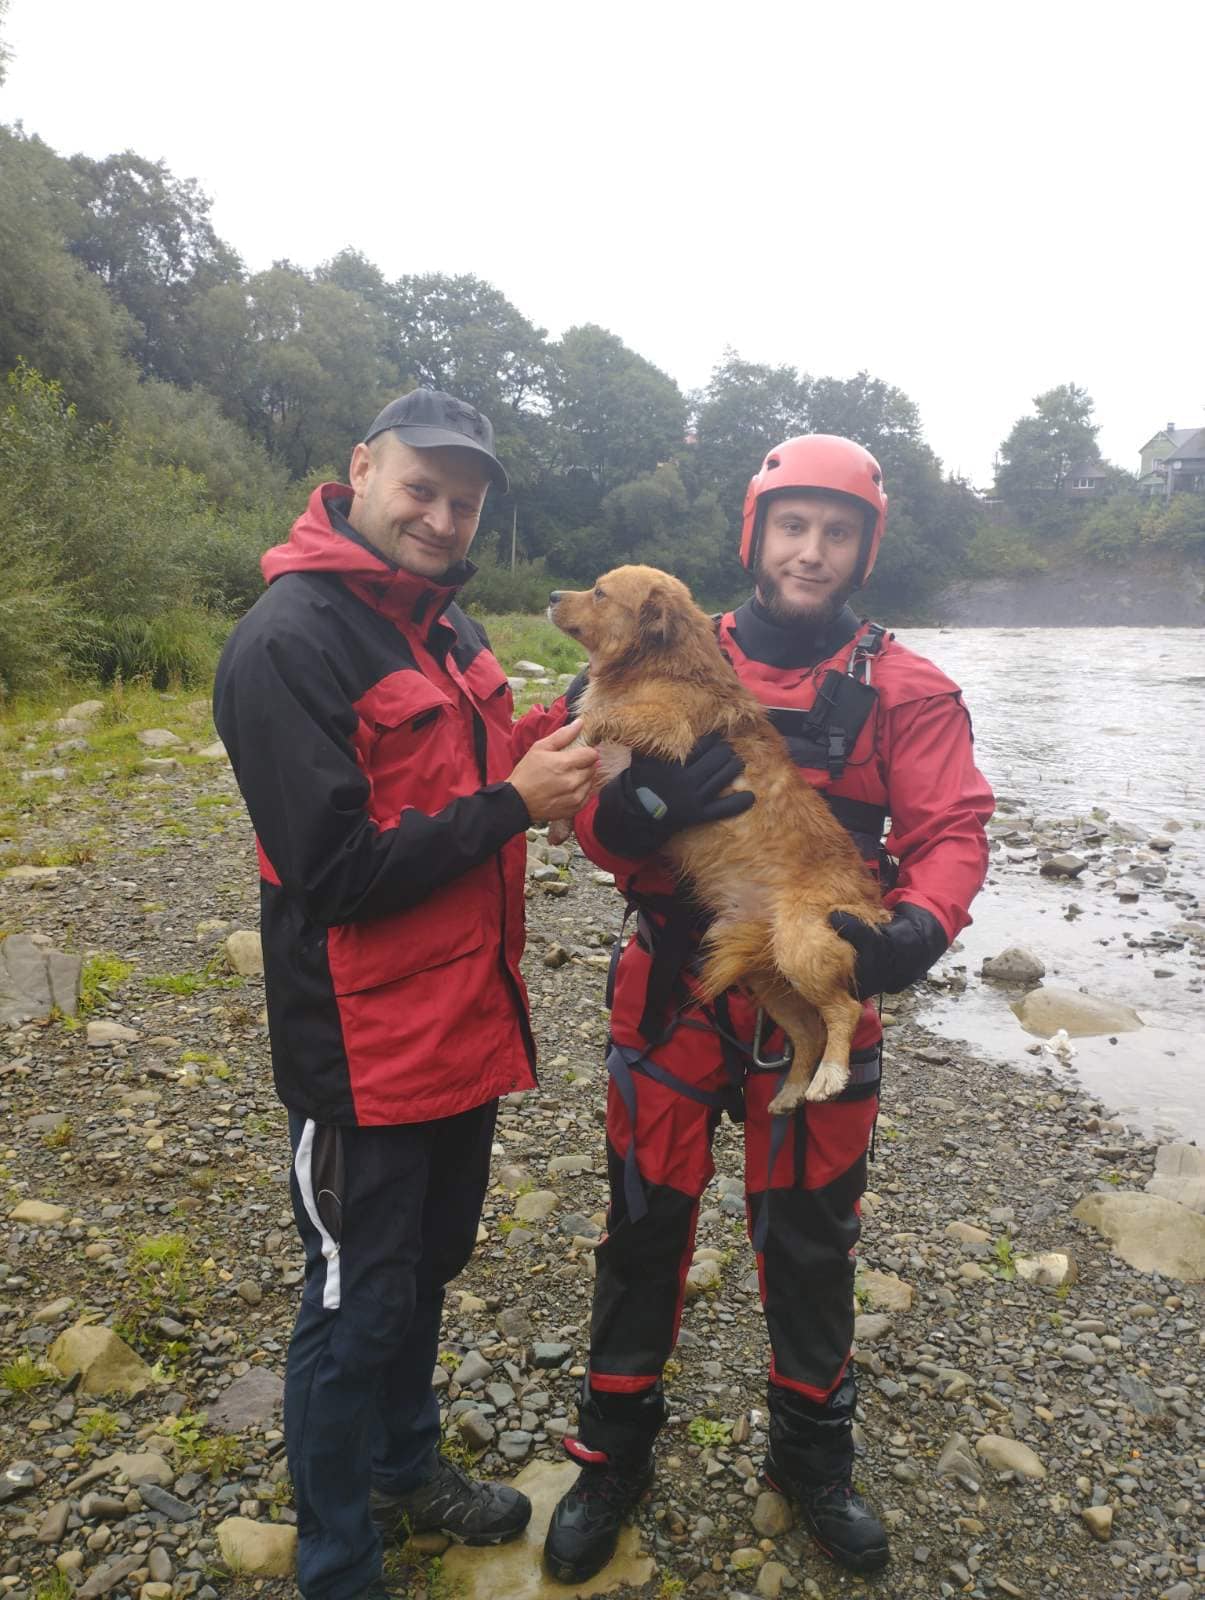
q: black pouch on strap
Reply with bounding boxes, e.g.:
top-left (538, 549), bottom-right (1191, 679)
top-left (766, 671), bottom-right (878, 781)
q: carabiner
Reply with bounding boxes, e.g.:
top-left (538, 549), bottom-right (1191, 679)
top-left (751, 1008), bottom-right (795, 1071)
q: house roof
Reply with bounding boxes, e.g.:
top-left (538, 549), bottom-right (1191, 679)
top-left (1165, 428), bottom-right (1205, 460)
top-left (1140, 426), bottom-right (1203, 453)
top-left (1068, 462), bottom-right (1108, 477)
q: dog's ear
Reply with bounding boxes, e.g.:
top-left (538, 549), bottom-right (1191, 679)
top-left (637, 583), bottom-right (681, 649)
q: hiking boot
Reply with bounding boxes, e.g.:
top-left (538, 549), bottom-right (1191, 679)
top-left (370, 1454), bottom-right (531, 1546)
top-left (543, 1451), bottom-right (654, 1584)
top-left (765, 1460), bottom-right (889, 1574)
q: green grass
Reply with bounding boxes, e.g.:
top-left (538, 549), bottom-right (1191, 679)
top-left (687, 1417), bottom-right (732, 1448)
top-left (79, 954), bottom-right (135, 1014)
top-left (475, 613), bottom-right (587, 678)
top-left (1, 1355), bottom-right (54, 1393)
top-left (32, 1574), bottom-right (74, 1600)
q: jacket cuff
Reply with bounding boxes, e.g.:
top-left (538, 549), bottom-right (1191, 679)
top-left (486, 780), bottom-right (534, 835)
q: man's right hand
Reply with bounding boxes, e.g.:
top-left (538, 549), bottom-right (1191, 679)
top-left (508, 718), bottom-right (600, 822)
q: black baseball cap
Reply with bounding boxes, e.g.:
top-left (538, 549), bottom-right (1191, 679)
top-left (364, 388), bottom-right (509, 495)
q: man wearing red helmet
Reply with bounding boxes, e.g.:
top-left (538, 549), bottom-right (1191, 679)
top-left (544, 436), bottom-right (994, 1583)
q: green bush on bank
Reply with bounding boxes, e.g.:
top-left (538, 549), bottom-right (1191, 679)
top-left (0, 364), bottom-right (280, 698)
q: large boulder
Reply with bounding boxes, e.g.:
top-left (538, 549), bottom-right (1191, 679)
top-left (1073, 1190), bottom-right (1205, 1281)
top-left (1012, 986), bottom-right (1143, 1038)
top-left (49, 1323), bottom-right (153, 1396)
top-left (0, 935), bottom-right (80, 1026)
top-left (1144, 1174), bottom-right (1205, 1214)
top-left (216, 1518), bottom-right (297, 1578)
top-left (1154, 1144), bottom-right (1205, 1178)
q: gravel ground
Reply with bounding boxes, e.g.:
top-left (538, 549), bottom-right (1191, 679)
top-left (0, 692), bottom-right (1201, 1600)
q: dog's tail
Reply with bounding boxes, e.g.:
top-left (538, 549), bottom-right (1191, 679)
top-left (694, 921), bottom-right (772, 1002)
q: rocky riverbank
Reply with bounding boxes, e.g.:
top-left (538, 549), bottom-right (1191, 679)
top-left (1, 691), bottom-right (1202, 1600)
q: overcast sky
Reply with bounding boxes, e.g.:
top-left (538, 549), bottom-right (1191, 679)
top-left (4, 0), bottom-right (1202, 485)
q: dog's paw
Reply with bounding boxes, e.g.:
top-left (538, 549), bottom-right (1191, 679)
top-left (805, 1060), bottom-right (850, 1102)
top-left (767, 1081), bottom-right (807, 1116)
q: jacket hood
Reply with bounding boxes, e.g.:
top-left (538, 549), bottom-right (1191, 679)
top-left (261, 482), bottom-right (472, 616)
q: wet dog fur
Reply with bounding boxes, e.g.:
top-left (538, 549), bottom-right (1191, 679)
top-left (550, 564), bottom-right (888, 1108)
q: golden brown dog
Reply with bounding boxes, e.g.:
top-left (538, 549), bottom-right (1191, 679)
top-left (550, 564), bottom-right (888, 1109)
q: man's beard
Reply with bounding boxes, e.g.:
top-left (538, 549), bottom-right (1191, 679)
top-left (754, 564), bottom-right (857, 629)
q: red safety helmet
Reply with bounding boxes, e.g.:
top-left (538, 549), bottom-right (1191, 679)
top-left (739, 435), bottom-right (889, 582)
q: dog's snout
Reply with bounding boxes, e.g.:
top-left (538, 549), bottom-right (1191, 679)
top-left (549, 591), bottom-right (563, 605)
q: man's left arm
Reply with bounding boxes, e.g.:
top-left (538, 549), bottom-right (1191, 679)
top-left (832, 694), bottom-right (994, 998)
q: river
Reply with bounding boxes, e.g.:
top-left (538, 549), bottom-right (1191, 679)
top-left (892, 627), bottom-right (1205, 1144)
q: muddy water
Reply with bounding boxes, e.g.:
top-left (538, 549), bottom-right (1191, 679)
top-left (893, 627), bottom-right (1205, 1142)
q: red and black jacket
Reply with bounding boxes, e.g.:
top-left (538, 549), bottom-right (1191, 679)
top-left (575, 600), bottom-right (995, 1055)
top-left (214, 483), bottom-right (567, 1126)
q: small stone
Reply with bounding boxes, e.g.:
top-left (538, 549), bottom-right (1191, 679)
top-left (49, 1323), bottom-right (153, 1396)
top-left (514, 1190), bottom-right (558, 1223)
top-left (752, 1490), bottom-right (793, 1537)
top-left (542, 944), bottom-right (570, 969)
top-left (685, 1258), bottom-right (722, 1298)
top-left (974, 1434), bottom-right (1046, 1478)
top-left (532, 1342), bottom-right (572, 1368)
top-left (457, 1411), bottom-right (496, 1451)
top-left (216, 1517), bottom-right (298, 1577)
top-left (78, 1553), bottom-right (142, 1597)
top-left (731, 1545), bottom-right (765, 1572)
top-left (9, 1199), bottom-right (68, 1224)
top-left (86, 1020), bottom-right (140, 1046)
top-left (197, 741), bottom-right (228, 761)
top-left (104, 1451), bottom-right (172, 1487)
top-left (138, 1484), bottom-right (198, 1522)
top-left (859, 1270), bottom-right (913, 1312)
top-left (136, 728), bottom-right (182, 748)
top-left (1082, 1505), bottom-right (1113, 1541)
top-left (147, 1547), bottom-right (173, 1583)
top-left (223, 930), bottom-right (264, 977)
top-left (453, 1351), bottom-right (493, 1386)
top-left (945, 1221), bottom-right (990, 1244)
top-left (36, 1500), bottom-right (70, 1543)
top-left (1040, 853), bottom-right (1086, 878)
top-left (757, 1561), bottom-right (790, 1600)
top-left (981, 946), bottom-right (1046, 982)
top-left (1015, 1251), bottom-right (1076, 1286)
top-left (498, 1430), bottom-right (533, 1462)
top-left (236, 1279), bottom-right (263, 1305)
top-left (853, 1313), bottom-right (892, 1343)
top-left (207, 1367), bottom-right (284, 1429)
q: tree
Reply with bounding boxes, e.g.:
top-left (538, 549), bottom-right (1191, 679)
top-left (0, 129), bottom-right (138, 421)
top-left (691, 350), bottom-right (809, 530)
top-left (549, 324), bottom-right (686, 495)
top-left (65, 151), bottom-right (242, 384)
top-left (187, 264), bottom-right (389, 476)
top-left (995, 383), bottom-right (1100, 504)
top-left (0, 0), bottom-right (11, 87)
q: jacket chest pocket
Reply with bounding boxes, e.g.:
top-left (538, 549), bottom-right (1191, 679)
top-left (354, 672), bottom-right (466, 819)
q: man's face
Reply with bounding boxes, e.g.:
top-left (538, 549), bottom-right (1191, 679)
top-left (347, 434), bottom-right (490, 578)
top-left (755, 492), bottom-right (867, 626)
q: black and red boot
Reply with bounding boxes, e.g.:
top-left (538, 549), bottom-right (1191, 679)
top-left (765, 1373), bottom-right (889, 1575)
top-left (543, 1384), bottom-right (663, 1585)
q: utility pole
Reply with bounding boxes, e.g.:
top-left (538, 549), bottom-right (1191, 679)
top-left (510, 505), bottom-right (517, 572)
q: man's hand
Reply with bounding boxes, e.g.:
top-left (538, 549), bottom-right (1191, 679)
top-left (829, 904), bottom-right (949, 1000)
top-left (593, 733), bottom-right (756, 859)
top-left (508, 718), bottom-right (599, 822)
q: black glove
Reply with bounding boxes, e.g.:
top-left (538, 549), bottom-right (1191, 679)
top-left (829, 903), bottom-right (949, 1000)
top-left (593, 732), bottom-right (755, 859)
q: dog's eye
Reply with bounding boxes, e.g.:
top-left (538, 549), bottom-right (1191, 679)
top-left (593, 587), bottom-right (606, 601)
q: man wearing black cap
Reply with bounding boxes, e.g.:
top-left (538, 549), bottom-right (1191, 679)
top-left (214, 390), bottom-right (598, 1600)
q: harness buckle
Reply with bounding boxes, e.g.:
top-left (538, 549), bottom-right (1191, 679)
top-left (751, 1008), bottom-right (795, 1070)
